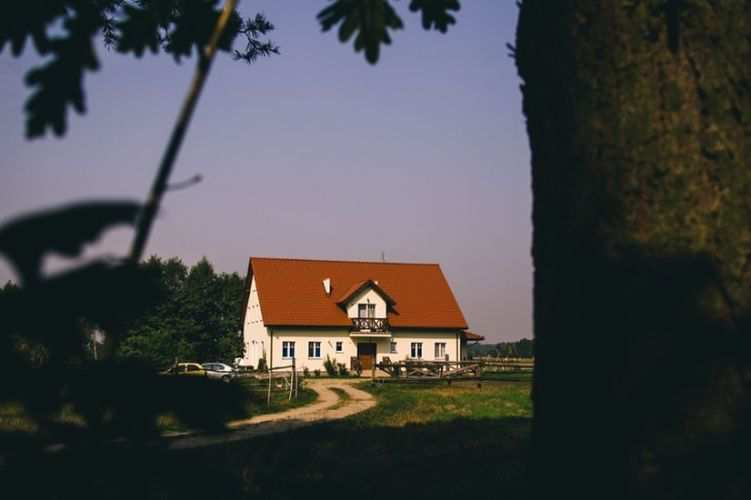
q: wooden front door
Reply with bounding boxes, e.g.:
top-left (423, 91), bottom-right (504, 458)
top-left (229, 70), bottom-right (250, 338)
top-left (357, 343), bottom-right (377, 370)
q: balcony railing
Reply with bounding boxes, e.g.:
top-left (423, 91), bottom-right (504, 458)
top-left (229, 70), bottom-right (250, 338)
top-left (351, 317), bottom-right (389, 332)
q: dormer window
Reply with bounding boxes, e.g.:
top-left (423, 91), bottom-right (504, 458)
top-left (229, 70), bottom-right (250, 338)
top-left (358, 303), bottom-right (375, 318)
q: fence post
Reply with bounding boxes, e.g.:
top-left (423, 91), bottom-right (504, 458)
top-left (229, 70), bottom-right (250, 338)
top-left (267, 367), bottom-right (272, 406)
top-left (294, 360), bottom-right (299, 399)
top-left (289, 357), bottom-right (295, 401)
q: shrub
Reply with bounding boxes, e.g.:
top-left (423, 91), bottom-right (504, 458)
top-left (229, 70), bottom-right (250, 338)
top-left (323, 355), bottom-right (337, 376)
top-left (337, 363), bottom-right (348, 376)
top-left (257, 357), bottom-right (267, 372)
top-left (303, 367), bottom-right (310, 377)
top-left (313, 369), bottom-right (321, 377)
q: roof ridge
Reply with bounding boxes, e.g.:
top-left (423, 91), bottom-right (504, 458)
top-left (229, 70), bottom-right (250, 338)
top-left (249, 256), bottom-right (440, 266)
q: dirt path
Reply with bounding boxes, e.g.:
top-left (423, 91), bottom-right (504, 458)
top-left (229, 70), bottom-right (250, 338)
top-left (167, 379), bottom-right (376, 450)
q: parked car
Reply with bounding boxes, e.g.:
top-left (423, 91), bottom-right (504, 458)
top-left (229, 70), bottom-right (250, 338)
top-left (201, 362), bottom-right (236, 382)
top-left (161, 362), bottom-right (207, 377)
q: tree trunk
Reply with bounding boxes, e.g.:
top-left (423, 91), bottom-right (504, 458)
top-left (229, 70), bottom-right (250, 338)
top-left (516, 2), bottom-right (751, 498)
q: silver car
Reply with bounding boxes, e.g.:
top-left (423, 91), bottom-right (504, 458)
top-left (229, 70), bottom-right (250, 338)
top-left (201, 362), bottom-right (236, 382)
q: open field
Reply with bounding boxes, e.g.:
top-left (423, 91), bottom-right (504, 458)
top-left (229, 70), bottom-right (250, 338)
top-left (1, 380), bottom-right (532, 499)
top-left (0, 378), bottom-right (316, 435)
top-left (184, 380), bottom-right (533, 499)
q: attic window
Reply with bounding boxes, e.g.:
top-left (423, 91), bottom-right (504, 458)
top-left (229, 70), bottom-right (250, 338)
top-left (358, 303), bottom-right (375, 318)
top-left (323, 278), bottom-right (332, 296)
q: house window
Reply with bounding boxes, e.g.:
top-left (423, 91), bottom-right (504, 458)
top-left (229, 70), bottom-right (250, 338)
top-left (410, 342), bottom-right (423, 359)
top-left (390, 341), bottom-right (397, 354)
top-left (308, 341), bottom-right (321, 359)
top-left (282, 341), bottom-right (295, 359)
top-left (358, 303), bottom-right (376, 318)
top-left (435, 342), bottom-right (446, 359)
top-left (335, 341), bottom-right (343, 353)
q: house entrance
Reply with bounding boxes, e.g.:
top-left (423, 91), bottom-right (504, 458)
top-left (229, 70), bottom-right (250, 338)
top-left (357, 342), bottom-right (377, 370)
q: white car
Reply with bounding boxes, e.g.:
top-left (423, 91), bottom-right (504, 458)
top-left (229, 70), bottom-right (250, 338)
top-left (201, 362), bottom-right (236, 382)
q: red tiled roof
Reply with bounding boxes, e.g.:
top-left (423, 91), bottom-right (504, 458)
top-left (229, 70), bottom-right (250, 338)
top-left (463, 331), bottom-right (485, 341)
top-left (247, 257), bottom-right (468, 329)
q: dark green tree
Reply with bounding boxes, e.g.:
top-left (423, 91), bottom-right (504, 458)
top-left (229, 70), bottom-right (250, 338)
top-left (118, 256), bottom-right (244, 366)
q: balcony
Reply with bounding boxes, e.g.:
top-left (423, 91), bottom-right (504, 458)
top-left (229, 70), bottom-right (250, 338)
top-left (351, 317), bottom-right (390, 333)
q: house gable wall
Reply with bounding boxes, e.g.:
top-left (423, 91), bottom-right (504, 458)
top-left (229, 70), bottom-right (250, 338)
top-left (345, 288), bottom-right (388, 319)
top-left (242, 275), bottom-right (269, 367)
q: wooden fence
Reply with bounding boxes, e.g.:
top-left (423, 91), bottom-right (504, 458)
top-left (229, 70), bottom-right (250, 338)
top-left (236, 358), bottom-right (302, 405)
top-left (374, 357), bottom-right (534, 383)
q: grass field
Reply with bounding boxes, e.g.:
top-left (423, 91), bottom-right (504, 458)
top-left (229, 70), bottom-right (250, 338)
top-left (175, 380), bottom-right (533, 499)
top-left (158, 380), bottom-right (317, 432)
top-left (0, 378), bottom-right (316, 435)
top-left (2, 379), bottom-right (533, 499)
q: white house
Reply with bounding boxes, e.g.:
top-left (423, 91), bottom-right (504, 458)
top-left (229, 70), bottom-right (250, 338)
top-left (240, 257), bottom-right (480, 371)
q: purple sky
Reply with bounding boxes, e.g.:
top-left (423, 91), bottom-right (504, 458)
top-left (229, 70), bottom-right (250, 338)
top-left (0, 1), bottom-right (531, 343)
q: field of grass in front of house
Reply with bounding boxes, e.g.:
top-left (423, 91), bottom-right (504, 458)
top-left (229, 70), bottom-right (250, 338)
top-left (168, 380), bottom-right (533, 499)
top-left (3, 380), bottom-right (532, 499)
top-left (0, 378), bottom-right (317, 436)
top-left (157, 380), bottom-right (317, 433)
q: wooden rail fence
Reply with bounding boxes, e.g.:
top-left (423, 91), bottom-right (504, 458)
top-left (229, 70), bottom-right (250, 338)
top-left (375, 358), bottom-right (534, 383)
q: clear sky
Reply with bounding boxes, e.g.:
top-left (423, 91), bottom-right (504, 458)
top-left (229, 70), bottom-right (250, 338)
top-left (0, 1), bottom-right (531, 343)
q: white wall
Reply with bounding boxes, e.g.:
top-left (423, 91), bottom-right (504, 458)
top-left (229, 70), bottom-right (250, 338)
top-left (345, 288), bottom-right (387, 318)
top-left (387, 330), bottom-right (461, 362)
top-left (241, 275), bottom-right (269, 368)
top-left (268, 328), bottom-right (352, 371)
top-left (267, 327), bottom-right (461, 371)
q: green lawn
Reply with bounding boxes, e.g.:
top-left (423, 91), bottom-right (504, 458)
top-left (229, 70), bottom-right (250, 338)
top-left (158, 380), bottom-right (317, 433)
top-left (0, 378), bottom-right (317, 435)
top-left (2, 380), bottom-right (532, 499)
top-left (175, 380), bottom-right (533, 499)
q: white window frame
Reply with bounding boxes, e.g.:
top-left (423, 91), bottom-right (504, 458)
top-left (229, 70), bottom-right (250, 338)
top-left (390, 341), bottom-right (398, 354)
top-left (335, 341), bottom-right (343, 353)
top-left (308, 341), bottom-right (321, 359)
top-left (410, 342), bottom-right (423, 359)
top-left (434, 342), bottom-right (446, 359)
top-left (358, 303), bottom-right (376, 318)
top-left (282, 341), bottom-right (295, 359)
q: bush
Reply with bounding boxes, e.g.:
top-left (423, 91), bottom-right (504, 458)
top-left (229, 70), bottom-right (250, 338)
top-left (337, 363), bottom-right (348, 376)
top-left (323, 355), bottom-right (337, 376)
top-left (313, 369), bottom-right (321, 377)
top-left (257, 357), bottom-right (267, 372)
top-left (303, 367), bottom-right (310, 377)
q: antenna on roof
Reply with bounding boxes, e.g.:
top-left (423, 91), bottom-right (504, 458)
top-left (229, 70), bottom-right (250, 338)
top-left (381, 251), bottom-right (385, 262)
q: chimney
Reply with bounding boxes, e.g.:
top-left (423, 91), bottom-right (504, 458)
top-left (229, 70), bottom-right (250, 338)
top-left (322, 278), bottom-right (331, 296)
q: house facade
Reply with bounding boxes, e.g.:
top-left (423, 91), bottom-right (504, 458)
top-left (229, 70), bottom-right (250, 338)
top-left (241, 257), bottom-right (475, 371)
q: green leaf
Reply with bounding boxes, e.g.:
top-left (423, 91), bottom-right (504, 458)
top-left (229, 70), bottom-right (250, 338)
top-left (408, 0), bottom-right (460, 33)
top-left (318, 0), bottom-right (404, 64)
top-left (115, 4), bottom-right (161, 57)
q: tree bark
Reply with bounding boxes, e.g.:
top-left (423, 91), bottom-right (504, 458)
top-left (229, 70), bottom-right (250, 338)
top-left (516, 2), bottom-right (751, 498)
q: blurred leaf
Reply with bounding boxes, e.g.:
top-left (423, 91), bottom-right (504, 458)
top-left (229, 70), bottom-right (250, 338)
top-left (24, 7), bottom-right (102, 138)
top-left (408, 0), bottom-right (460, 33)
top-left (4, 1), bottom-right (277, 138)
top-left (0, 201), bottom-right (141, 284)
top-left (0, 1), bottom-right (67, 56)
top-left (164, 0), bottom-right (224, 62)
top-left (115, 3), bottom-right (162, 57)
top-left (318, 0), bottom-right (404, 64)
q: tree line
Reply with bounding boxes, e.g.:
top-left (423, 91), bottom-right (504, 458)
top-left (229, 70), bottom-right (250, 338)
top-left (1, 256), bottom-right (245, 369)
top-left (467, 338), bottom-right (534, 359)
